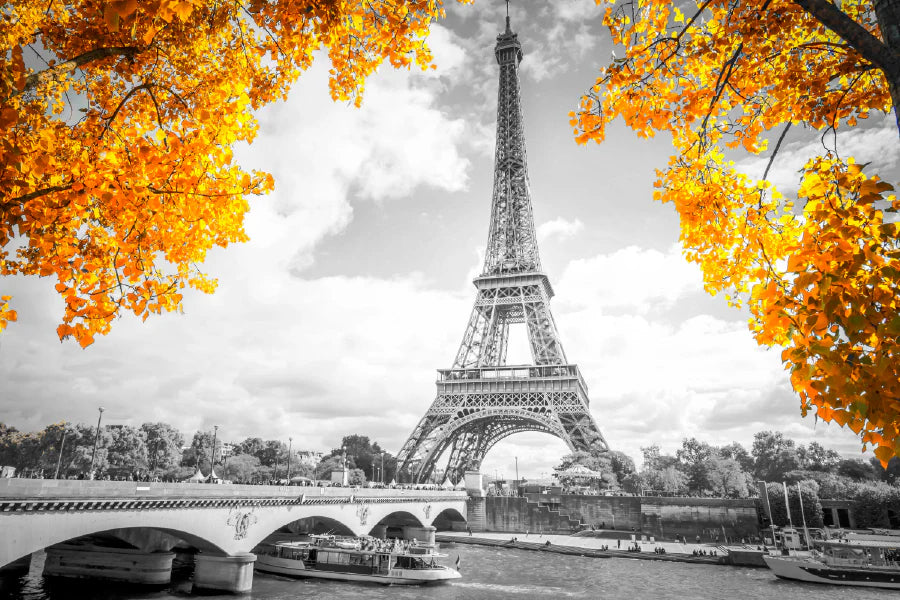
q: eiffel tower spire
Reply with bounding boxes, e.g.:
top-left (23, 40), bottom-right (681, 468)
top-left (396, 10), bottom-right (608, 484)
top-left (484, 10), bottom-right (540, 276)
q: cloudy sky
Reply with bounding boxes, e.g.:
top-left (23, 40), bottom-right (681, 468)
top-left (3, 0), bottom-right (898, 479)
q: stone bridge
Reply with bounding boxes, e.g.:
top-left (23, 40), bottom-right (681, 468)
top-left (0, 479), bottom-right (468, 592)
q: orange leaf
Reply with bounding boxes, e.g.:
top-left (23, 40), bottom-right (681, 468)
top-left (103, 4), bottom-right (120, 31)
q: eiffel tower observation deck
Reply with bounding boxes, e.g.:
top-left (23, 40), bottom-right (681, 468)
top-left (396, 11), bottom-right (608, 484)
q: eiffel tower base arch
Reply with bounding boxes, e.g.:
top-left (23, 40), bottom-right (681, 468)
top-left (397, 364), bottom-right (608, 484)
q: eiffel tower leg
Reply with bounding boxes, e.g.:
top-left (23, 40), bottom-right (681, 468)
top-left (396, 412), bottom-right (449, 483)
top-left (524, 300), bottom-right (567, 365)
top-left (454, 305), bottom-right (497, 369)
top-left (557, 405), bottom-right (609, 453)
top-left (483, 317), bottom-right (508, 367)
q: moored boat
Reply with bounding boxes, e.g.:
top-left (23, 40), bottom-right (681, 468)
top-left (763, 538), bottom-right (900, 589)
top-left (255, 535), bottom-right (461, 585)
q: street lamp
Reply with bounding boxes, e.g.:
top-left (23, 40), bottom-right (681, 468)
top-left (287, 437), bottom-right (293, 482)
top-left (54, 427), bottom-right (68, 480)
top-left (381, 451), bottom-right (385, 484)
top-left (209, 425), bottom-right (218, 482)
top-left (88, 407), bottom-right (104, 478)
top-left (274, 452), bottom-right (279, 484)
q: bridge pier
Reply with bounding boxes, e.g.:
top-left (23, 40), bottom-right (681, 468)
top-left (401, 526), bottom-right (436, 547)
top-left (465, 471), bottom-right (485, 496)
top-left (193, 553), bottom-right (255, 594)
top-left (43, 544), bottom-right (174, 585)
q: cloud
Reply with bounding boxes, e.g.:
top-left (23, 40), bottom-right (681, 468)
top-left (519, 46), bottom-right (563, 82)
top-left (506, 243), bottom-right (869, 469)
top-left (555, 245), bottom-right (705, 314)
top-left (537, 217), bottom-right (584, 242)
top-left (736, 114), bottom-right (900, 196)
top-left (419, 24), bottom-right (470, 81)
top-left (552, 0), bottom-right (606, 22)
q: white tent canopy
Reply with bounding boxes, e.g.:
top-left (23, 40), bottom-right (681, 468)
top-left (184, 468), bottom-right (205, 482)
top-left (441, 478), bottom-right (454, 490)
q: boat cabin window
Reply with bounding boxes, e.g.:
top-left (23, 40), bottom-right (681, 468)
top-left (318, 551), bottom-right (350, 565)
top-left (277, 546), bottom-right (310, 561)
top-left (393, 556), bottom-right (436, 570)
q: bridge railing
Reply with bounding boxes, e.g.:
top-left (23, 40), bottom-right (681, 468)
top-left (0, 478), bottom-right (468, 501)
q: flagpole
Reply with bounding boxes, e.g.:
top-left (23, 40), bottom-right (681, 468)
top-left (782, 481), bottom-right (794, 553)
top-left (797, 482), bottom-right (811, 550)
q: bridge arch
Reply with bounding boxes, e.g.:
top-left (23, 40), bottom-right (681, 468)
top-left (367, 509), bottom-right (425, 538)
top-left (2, 520), bottom-right (228, 568)
top-left (432, 507), bottom-right (467, 532)
top-left (273, 515), bottom-right (356, 537)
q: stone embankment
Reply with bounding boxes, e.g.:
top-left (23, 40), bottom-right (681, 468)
top-left (436, 532), bottom-right (768, 567)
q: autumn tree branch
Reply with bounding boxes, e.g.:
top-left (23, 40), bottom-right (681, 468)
top-left (9, 184), bottom-right (73, 205)
top-left (763, 122), bottom-right (792, 181)
top-left (793, 0), bottom-right (900, 77)
top-left (7, 46), bottom-right (141, 101)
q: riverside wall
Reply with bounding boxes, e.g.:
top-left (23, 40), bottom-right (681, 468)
top-left (479, 494), bottom-right (760, 541)
top-left (640, 496), bottom-right (760, 541)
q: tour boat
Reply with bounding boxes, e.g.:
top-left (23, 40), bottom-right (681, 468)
top-left (763, 538), bottom-right (900, 589)
top-left (254, 535), bottom-right (461, 585)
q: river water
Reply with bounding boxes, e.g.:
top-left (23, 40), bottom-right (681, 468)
top-left (0, 545), bottom-right (890, 600)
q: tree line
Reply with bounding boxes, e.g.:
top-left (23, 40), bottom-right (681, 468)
top-left (0, 422), bottom-right (397, 485)
top-left (557, 431), bottom-right (900, 529)
top-left (4, 420), bottom-right (898, 527)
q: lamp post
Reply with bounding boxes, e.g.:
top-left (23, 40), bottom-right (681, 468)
top-left (381, 451), bottom-right (385, 484)
top-left (287, 437), bottom-right (293, 482)
top-left (209, 425), bottom-right (218, 482)
top-left (88, 407), bottom-right (104, 478)
top-left (54, 428), bottom-right (68, 479)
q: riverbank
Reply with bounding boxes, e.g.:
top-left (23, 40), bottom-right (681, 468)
top-left (437, 532), bottom-right (738, 566)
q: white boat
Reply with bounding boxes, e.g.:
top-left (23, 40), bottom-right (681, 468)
top-left (255, 535), bottom-right (461, 585)
top-left (763, 538), bottom-right (900, 589)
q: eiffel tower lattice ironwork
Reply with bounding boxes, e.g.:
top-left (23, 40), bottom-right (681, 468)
top-left (396, 14), bottom-right (608, 484)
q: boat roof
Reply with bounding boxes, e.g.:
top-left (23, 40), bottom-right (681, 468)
top-left (820, 539), bottom-right (900, 549)
top-left (273, 539), bottom-right (447, 556)
top-left (274, 541), bottom-right (312, 548)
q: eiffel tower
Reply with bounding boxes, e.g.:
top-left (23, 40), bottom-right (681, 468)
top-left (396, 12), bottom-right (609, 484)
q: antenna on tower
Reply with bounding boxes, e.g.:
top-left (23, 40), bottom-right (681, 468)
top-left (505, 0), bottom-right (511, 32)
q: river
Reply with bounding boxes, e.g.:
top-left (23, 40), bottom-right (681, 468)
top-left (0, 545), bottom-right (890, 599)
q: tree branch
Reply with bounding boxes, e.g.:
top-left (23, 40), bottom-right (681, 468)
top-left (763, 122), bottom-right (792, 181)
top-left (7, 46), bottom-right (141, 101)
top-left (794, 0), bottom-right (900, 77)
top-left (8, 184), bottom-right (73, 206)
